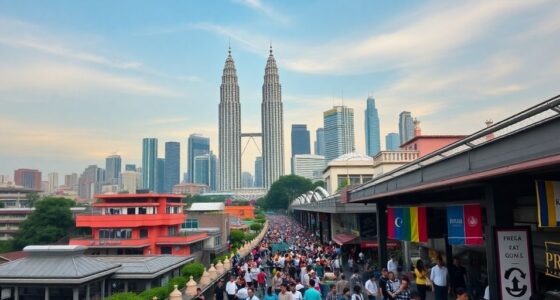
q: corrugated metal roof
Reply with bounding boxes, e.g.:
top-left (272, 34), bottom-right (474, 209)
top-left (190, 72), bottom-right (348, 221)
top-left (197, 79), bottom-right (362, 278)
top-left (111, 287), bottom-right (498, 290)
top-left (188, 202), bottom-right (224, 211)
top-left (96, 256), bottom-right (192, 278)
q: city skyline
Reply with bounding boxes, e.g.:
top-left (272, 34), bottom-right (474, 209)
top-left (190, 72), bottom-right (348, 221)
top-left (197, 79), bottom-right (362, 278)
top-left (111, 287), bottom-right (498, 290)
top-left (1, 2), bottom-right (560, 176)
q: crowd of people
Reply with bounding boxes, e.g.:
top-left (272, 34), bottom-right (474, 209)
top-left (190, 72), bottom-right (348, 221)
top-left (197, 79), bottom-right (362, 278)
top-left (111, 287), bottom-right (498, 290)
top-left (214, 215), bottom-right (474, 300)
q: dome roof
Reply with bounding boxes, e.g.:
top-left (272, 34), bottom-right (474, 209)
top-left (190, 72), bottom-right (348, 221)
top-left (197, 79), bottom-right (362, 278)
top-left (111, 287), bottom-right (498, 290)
top-left (332, 152), bottom-right (373, 162)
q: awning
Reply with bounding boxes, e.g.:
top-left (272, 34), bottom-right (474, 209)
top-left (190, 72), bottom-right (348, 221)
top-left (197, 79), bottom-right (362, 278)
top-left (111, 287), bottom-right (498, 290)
top-left (333, 233), bottom-right (358, 245)
top-left (360, 240), bottom-right (399, 249)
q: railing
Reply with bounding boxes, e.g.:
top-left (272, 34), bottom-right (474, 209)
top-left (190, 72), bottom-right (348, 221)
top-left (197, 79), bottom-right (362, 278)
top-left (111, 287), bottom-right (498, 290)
top-left (69, 237), bottom-right (151, 246)
top-left (372, 150), bottom-right (419, 166)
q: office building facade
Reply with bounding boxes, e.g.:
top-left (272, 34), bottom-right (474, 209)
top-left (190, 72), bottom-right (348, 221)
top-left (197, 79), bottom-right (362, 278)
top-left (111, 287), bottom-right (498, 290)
top-left (292, 154), bottom-right (326, 182)
top-left (399, 111), bottom-right (415, 144)
top-left (164, 142), bottom-right (180, 193)
top-left (315, 128), bottom-right (325, 156)
top-left (142, 138), bottom-right (158, 192)
top-left (385, 133), bottom-right (400, 150)
top-left (187, 134), bottom-right (210, 183)
top-left (323, 106), bottom-right (355, 162)
top-left (365, 97), bottom-right (381, 156)
top-left (13, 169), bottom-right (41, 190)
top-left (254, 157), bottom-right (263, 188)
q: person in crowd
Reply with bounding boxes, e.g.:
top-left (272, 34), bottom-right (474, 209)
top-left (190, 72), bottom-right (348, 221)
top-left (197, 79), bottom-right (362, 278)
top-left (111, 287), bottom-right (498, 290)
top-left (226, 275), bottom-right (238, 300)
top-left (339, 287), bottom-right (352, 300)
top-left (265, 286), bottom-right (279, 300)
top-left (430, 256), bottom-right (449, 300)
top-left (386, 272), bottom-right (400, 300)
top-left (215, 279), bottom-right (225, 300)
top-left (327, 284), bottom-right (338, 300)
top-left (414, 260), bottom-right (429, 300)
top-left (337, 274), bottom-right (351, 297)
top-left (303, 279), bottom-right (322, 300)
top-left (291, 283), bottom-right (303, 300)
top-left (257, 267), bottom-right (267, 296)
top-left (449, 258), bottom-right (468, 295)
top-left (387, 255), bottom-right (398, 277)
top-left (378, 268), bottom-right (389, 300)
top-left (248, 287), bottom-right (260, 300)
top-left (193, 288), bottom-right (205, 300)
top-left (455, 287), bottom-right (469, 300)
top-left (365, 274), bottom-right (379, 300)
top-left (278, 283), bottom-right (292, 300)
top-left (273, 271), bottom-right (284, 294)
top-left (483, 285), bottom-right (489, 300)
top-left (390, 277), bottom-right (411, 300)
top-left (238, 285), bottom-right (250, 300)
top-left (350, 268), bottom-right (363, 291)
top-left (351, 285), bottom-right (364, 300)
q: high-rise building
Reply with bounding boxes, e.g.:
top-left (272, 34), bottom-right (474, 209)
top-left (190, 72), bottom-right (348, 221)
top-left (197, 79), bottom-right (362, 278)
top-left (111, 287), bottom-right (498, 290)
top-left (242, 172), bottom-right (254, 188)
top-left (365, 97), bottom-right (381, 157)
top-left (218, 47), bottom-right (241, 191)
top-left (385, 133), bottom-right (401, 151)
top-left (261, 46), bottom-right (285, 188)
top-left (254, 156), bottom-right (263, 188)
top-left (323, 106), bottom-right (355, 162)
top-left (315, 128), bottom-right (325, 156)
top-left (142, 138), bottom-right (158, 192)
top-left (105, 155), bottom-right (121, 185)
top-left (192, 152), bottom-right (218, 191)
top-left (47, 172), bottom-right (59, 194)
top-left (64, 173), bottom-right (78, 191)
top-left (164, 142), bottom-right (180, 193)
top-left (78, 165), bottom-right (103, 200)
top-left (156, 158), bottom-right (165, 193)
top-left (292, 154), bottom-right (326, 182)
top-left (125, 164), bottom-right (136, 172)
top-left (187, 134), bottom-right (210, 183)
top-left (14, 169), bottom-right (42, 190)
top-left (121, 171), bottom-right (138, 194)
top-left (399, 111), bottom-right (415, 144)
top-left (291, 124), bottom-right (310, 156)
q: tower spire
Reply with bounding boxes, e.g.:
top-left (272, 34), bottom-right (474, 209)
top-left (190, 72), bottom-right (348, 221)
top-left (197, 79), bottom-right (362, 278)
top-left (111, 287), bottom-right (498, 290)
top-left (269, 40), bottom-right (273, 55)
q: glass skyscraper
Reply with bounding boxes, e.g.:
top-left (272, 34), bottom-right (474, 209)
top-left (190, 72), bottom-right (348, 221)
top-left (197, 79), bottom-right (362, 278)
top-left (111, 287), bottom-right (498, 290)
top-left (187, 134), bottom-right (210, 183)
top-left (291, 124), bottom-right (310, 156)
top-left (156, 158), bottom-right (165, 193)
top-left (193, 151), bottom-right (217, 191)
top-left (385, 133), bottom-right (401, 151)
top-left (254, 156), bottom-right (263, 188)
top-left (399, 111), bottom-right (415, 144)
top-left (323, 106), bottom-right (355, 162)
top-left (315, 128), bottom-right (325, 156)
top-left (142, 138), bottom-right (158, 192)
top-left (164, 141), bottom-right (180, 193)
top-left (125, 164), bottom-right (136, 172)
top-left (105, 155), bottom-right (121, 185)
top-left (365, 97), bottom-right (381, 157)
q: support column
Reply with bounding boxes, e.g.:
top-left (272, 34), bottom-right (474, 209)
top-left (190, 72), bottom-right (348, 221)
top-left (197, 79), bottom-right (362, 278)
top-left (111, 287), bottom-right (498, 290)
top-left (45, 287), bottom-right (49, 300)
top-left (86, 284), bottom-right (91, 300)
top-left (14, 287), bottom-right (19, 300)
top-left (101, 279), bottom-right (106, 299)
top-left (73, 287), bottom-right (79, 300)
top-left (376, 202), bottom-right (388, 269)
top-left (124, 281), bottom-right (128, 292)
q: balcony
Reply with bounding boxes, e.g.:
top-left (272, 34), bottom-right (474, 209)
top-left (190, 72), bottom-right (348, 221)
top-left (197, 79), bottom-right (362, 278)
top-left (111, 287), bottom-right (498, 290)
top-left (372, 150), bottom-right (419, 166)
top-left (75, 213), bottom-right (185, 228)
top-left (155, 233), bottom-right (208, 246)
top-left (69, 237), bottom-right (150, 248)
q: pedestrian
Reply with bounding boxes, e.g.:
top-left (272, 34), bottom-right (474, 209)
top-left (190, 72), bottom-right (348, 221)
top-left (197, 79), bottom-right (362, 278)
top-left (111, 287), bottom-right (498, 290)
top-left (337, 274), bottom-right (350, 296)
top-left (303, 279), bottom-right (322, 300)
top-left (193, 288), bottom-right (205, 300)
top-left (449, 258), bottom-right (468, 295)
top-left (378, 268), bottom-right (389, 300)
top-left (390, 277), bottom-right (411, 300)
top-left (365, 274), bottom-right (379, 300)
top-left (291, 283), bottom-right (303, 300)
top-left (414, 260), bottom-right (429, 300)
top-left (351, 286), bottom-right (364, 300)
top-left (327, 284), bottom-right (338, 300)
top-left (258, 267), bottom-right (267, 296)
top-left (387, 255), bottom-right (398, 277)
top-left (238, 285), bottom-right (249, 300)
top-left (455, 287), bottom-right (468, 300)
top-left (430, 256), bottom-right (449, 300)
top-left (248, 287), bottom-right (260, 300)
top-left (350, 268), bottom-right (363, 291)
top-left (226, 275), bottom-right (238, 300)
top-left (215, 279), bottom-right (225, 300)
top-left (386, 272), bottom-right (400, 300)
top-left (273, 271), bottom-right (284, 294)
top-left (278, 283), bottom-right (292, 300)
top-left (265, 287), bottom-right (279, 300)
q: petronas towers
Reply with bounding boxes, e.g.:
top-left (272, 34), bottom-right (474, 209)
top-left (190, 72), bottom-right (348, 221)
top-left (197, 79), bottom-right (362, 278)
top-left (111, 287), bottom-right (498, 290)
top-left (218, 46), bottom-right (284, 191)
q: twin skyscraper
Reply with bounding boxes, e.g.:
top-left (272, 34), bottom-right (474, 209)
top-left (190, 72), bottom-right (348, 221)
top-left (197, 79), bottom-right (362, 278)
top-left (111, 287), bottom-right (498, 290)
top-left (218, 46), bottom-right (284, 191)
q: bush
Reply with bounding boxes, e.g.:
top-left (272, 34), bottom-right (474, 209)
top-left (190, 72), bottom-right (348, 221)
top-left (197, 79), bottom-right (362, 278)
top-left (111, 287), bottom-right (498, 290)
top-left (139, 287), bottom-right (168, 300)
top-left (245, 232), bottom-right (257, 241)
top-left (250, 223), bottom-right (263, 231)
top-left (166, 276), bottom-right (187, 293)
top-left (106, 292), bottom-right (141, 300)
top-left (255, 214), bottom-right (265, 219)
top-left (230, 229), bottom-right (245, 244)
top-left (255, 218), bottom-right (266, 224)
top-left (181, 262), bottom-right (205, 281)
top-left (212, 254), bottom-right (228, 265)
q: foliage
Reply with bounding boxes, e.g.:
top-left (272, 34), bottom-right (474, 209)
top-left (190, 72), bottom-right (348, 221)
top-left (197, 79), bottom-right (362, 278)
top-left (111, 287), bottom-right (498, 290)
top-left (12, 197), bottom-right (75, 250)
top-left (212, 254), bottom-right (228, 265)
top-left (250, 223), bottom-right (263, 231)
top-left (337, 178), bottom-right (350, 192)
top-left (255, 214), bottom-right (265, 220)
top-left (260, 175), bottom-right (313, 210)
top-left (254, 218), bottom-right (266, 224)
top-left (138, 287), bottom-right (168, 300)
top-left (166, 276), bottom-right (187, 293)
top-left (25, 192), bottom-right (40, 208)
top-left (230, 229), bottom-right (245, 244)
top-left (106, 292), bottom-right (142, 300)
top-left (181, 262), bottom-right (205, 281)
top-left (0, 240), bottom-right (13, 253)
top-left (244, 232), bottom-right (257, 241)
top-left (312, 180), bottom-right (326, 189)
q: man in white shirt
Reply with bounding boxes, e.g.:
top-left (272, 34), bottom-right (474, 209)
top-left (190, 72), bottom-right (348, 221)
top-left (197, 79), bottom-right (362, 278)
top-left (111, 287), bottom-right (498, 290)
top-left (365, 274), bottom-right (379, 300)
top-left (226, 276), bottom-right (238, 300)
top-left (387, 255), bottom-right (398, 276)
top-left (291, 283), bottom-right (303, 300)
top-left (430, 257), bottom-right (449, 300)
top-left (237, 286), bottom-right (249, 300)
top-left (248, 287), bottom-right (259, 300)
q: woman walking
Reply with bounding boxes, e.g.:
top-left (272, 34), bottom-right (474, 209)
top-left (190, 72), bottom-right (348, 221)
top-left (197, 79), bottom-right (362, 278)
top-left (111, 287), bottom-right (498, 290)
top-left (414, 260), bottom-right (429, 300)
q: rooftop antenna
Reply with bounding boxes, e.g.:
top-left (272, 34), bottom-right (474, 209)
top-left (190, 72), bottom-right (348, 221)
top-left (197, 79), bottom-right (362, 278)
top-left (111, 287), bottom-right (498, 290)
top-left (228, 39), bottom-right (231, 55)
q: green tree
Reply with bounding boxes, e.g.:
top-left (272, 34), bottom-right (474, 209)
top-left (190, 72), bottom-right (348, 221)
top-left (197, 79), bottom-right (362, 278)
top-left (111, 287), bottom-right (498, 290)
top-left (312, 180), bottom-right (326, 189)
top-left (12, 197), bottom-right (75, 250)
top-left (106, 292), bottom-right (142, 300)
top-left (261, 175), bottom-right (313, 210)
top-left (25, 192), bottom-right (40, 208)
top-left (337, 178), bottom-right (350, 192)
top-left (250, 223), bottom-right (263, 232)
top-left (181, 262), bottom-right (205, 281)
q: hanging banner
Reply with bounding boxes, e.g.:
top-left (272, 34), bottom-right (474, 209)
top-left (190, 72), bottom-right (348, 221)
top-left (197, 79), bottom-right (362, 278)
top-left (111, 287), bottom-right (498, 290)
top-left (387, 207), bottom-right (427, 242)
top-left (545, 241), bottom-right (560, 279)
top-left (495, 227), bottom-right (534, 300)
top-left (447, 204), bottom-right (484, 245)
top-left (535, 180), bottom-right (560, 227)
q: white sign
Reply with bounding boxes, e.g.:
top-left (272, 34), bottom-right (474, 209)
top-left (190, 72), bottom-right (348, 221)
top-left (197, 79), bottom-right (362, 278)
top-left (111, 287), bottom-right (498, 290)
top-left (496, 229), bottom-right (533, 300)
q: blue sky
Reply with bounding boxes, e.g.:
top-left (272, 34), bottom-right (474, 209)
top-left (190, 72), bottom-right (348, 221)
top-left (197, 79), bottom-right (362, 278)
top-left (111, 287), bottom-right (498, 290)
top-left (0, 0), bottom-right (559, 178)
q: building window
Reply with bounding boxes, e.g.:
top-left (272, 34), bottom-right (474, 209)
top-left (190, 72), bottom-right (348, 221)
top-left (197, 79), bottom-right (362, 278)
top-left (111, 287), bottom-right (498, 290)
top-left (161, 246), bottom-right (172, 255)
top-left (139, 228), bottom-right (148, 238)
top-left (99, 228), bottom-right (132, 239)
top-left (166, 206), bottom-right (180, 214)
top-left (126, 207), bottom-right (135, 215)
top-left (168, 226), bottom-right (177, 236)
top-left (215, 236), bottom-right (221, 246)
top-left (182, 219), bottom-right (198, 229)
top-left (190, 241), bottom-right (203, 252)
top-left (362, 175), bottom-right (373, 183)
top-left (139, 207), bottom-right (147, 214)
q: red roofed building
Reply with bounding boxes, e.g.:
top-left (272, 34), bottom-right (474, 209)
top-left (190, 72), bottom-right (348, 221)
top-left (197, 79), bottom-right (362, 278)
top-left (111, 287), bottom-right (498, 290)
top-left (400, 119), bottom-right (466, 158)
top-left (70, 194), bottom-right (208, 256)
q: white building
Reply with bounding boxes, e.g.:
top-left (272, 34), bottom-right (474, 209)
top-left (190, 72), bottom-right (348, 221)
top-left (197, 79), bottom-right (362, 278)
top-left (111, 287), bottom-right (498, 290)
top-left (323, 152), bottom-right (374, 194)
top-left (47, 172), bottom-right (59, 194)
top-left (293, 154), bottom-right (326, 182)
top-left (121, 171), bottom-right (138, 194)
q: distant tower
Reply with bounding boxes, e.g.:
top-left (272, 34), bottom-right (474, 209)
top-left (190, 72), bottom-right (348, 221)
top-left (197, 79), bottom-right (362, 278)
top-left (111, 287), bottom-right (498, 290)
top-left (164, 142), bottom-right (180, 193)
top-left (291, 124), bottom-right (310, 174)
top-left (187, 134), bottom-right (210, 183)
top-left (385, 133), bottom-right (400, 151)
top-left (365, 96), bottom-right (381, 156)
top-left (315, 128), bottom-right (325, 156)
top-left (156, 158), bottom-right (165, 193)
top-left (105, 154), bottom-right (122, 185)
top-left (399, 111), bottom-right (415, 144)
top-left (254, 156), bottom-right (263, 188)
top-left (261, 45), bottom-right (285, 188)
top-left (218, 47), bottom-right (242, 191)
top-left (323, 106), bottom-right (355, 162)
top-left (142, 138), bottom-right (158, 192)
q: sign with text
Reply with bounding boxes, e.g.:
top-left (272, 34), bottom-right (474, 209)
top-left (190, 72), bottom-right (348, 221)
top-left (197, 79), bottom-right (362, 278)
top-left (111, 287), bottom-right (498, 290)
top-left (545, 241), bottom-right (560, 279)
top-left (495, 228), bottom-right (534, 300)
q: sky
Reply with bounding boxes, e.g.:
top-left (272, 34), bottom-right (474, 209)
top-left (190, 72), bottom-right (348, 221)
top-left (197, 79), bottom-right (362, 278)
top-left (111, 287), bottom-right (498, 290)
top-left (0, 0), bottom-right (560, 179)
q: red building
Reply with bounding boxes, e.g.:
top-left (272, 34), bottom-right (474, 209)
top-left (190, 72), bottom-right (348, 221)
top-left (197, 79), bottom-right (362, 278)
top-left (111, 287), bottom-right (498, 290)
top-left (400, 120), bottom-right (466, 158)
top-left (70, 194), bottom-right (208, 256)
top-left (13, 169), bottom-right (42, 190)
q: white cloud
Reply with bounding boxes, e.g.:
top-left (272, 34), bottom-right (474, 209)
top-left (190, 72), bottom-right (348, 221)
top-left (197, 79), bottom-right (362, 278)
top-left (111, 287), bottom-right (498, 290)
top-left (232, 0), bottom-right (291, 25)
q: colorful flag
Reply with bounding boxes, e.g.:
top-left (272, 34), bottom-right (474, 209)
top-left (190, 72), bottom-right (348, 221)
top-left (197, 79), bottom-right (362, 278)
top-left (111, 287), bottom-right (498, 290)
top-left (447, 204), bottom-right (483, 245)
top-left (387, 207), bottom-right (427, 242)
top-left (536, 180), bottom-right (560, 227)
